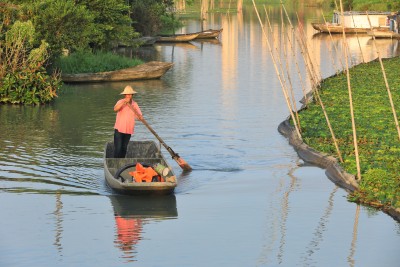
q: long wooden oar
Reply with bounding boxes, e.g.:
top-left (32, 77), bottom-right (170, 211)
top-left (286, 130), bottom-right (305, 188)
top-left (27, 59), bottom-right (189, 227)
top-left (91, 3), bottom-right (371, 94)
top-left (127, 104), bottom-right (192, 171)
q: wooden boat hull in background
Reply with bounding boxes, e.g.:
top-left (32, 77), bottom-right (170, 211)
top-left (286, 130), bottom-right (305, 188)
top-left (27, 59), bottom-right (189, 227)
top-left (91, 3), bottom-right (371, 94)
top-left (61, 61), bottom-right (173, 83)
top-left (311, 23), bottom-right (369, 33)
top-left (195, 29), bottom-right (223, 39)
top-left (156, 33), bottom-right (199, 42)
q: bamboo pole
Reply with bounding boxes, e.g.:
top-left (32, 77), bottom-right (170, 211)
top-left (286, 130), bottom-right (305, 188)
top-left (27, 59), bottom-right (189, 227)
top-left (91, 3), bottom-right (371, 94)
top-left (366, 12), bottom-right (400, 141)
top-left (280, 2), bottom-right (343, 162)
top-left (321, 10), bottom-right (344, 72)
top-left (296, 12), bottom-right (322, 85)
top-left (349, 10), bottom-right (365, 63)
top-left (264, 6), bottom-right (301, 131)
top-left (280, 6), bottom-right (309, 106)
top-left (280, 4), bottom-right (319, 91)
top-left (339, 0), bottom-right (361, 180)
top-left (251, 0), bottom-right (302, 139)
top-left (279, 6), bottom-right (308, 110)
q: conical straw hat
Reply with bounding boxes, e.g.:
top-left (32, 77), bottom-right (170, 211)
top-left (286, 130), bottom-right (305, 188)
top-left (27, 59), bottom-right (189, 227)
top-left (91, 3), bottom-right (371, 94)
top-left (120, 85), bottom-right (137, 95)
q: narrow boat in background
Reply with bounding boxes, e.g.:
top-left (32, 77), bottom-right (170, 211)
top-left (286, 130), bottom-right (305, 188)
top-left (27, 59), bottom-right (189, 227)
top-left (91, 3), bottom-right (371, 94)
top-left (367, 28), bottom-right (400, 39)
top-left (312, 11), bottom-right (395, 34)
top-left (194, 28), bottom-right (223, 39)
top-left (104, 141), bottom-right (177, 195)
top-left (156, 33), bottom-right (199, 42)
top-left (61, 61), bottom-right (173, 83)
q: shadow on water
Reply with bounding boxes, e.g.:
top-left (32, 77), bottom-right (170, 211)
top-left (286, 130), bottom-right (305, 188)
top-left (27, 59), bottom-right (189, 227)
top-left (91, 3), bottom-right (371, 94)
top-left (109, 194), bottom-right (178, 262)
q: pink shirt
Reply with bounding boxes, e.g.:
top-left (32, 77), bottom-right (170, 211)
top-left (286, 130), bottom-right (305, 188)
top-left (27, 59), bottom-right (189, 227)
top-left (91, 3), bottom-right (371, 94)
top-left (114, 100), bottom-right (142, 134)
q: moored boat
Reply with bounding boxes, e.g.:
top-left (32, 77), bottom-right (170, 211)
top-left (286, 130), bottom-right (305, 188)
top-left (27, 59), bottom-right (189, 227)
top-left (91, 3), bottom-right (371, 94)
top-left (312, 11), bottom-right (395, 34)
top-left (104, 140), bottom-right (177, 195)
top-left (367, 28), bottom-right (400, 39)
top-left (61, 61), bottom-right (173, 83)
top-left (156, 33), bottom-right (199, 42)
top-left (311, 22), bottom-right (369, 33)
top-left (194, 28), bottom-right (223, 39)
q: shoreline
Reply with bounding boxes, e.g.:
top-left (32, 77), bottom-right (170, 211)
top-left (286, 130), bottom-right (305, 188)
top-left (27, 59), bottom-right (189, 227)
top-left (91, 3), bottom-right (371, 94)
top-left (278, 117), bottom-right (400, 222)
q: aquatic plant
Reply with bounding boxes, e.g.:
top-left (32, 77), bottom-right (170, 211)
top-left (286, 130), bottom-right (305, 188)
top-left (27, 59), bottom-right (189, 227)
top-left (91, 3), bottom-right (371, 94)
top-left (297, 57), bottom-right (400, 208)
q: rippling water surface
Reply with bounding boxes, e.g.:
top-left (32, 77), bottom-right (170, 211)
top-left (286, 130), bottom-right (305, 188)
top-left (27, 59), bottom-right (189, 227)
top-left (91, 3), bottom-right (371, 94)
top-left (1, 3), bottom-right (400, 267)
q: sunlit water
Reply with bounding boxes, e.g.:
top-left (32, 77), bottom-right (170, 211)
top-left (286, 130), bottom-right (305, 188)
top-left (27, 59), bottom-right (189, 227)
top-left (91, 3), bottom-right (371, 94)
top-left (1, 3), bottom-right (400, 267)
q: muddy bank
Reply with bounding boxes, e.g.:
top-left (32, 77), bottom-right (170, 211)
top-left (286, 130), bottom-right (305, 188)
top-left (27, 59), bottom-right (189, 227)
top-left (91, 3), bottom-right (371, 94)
top-left (278, 118), bottom-right (400, 222)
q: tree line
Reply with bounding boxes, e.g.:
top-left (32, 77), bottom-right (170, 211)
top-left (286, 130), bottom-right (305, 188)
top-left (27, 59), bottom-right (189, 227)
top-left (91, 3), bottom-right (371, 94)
top-left (0, 0), bottom-right (178, 104)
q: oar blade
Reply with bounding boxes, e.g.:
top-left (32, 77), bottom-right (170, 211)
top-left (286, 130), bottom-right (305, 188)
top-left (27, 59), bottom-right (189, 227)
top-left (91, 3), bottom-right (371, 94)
top-left (175, 157), bottom-right (192, 171)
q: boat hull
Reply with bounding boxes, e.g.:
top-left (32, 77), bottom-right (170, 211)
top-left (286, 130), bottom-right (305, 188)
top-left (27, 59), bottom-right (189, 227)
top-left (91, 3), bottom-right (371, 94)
top-left (61, 61), bottom-right (173, 83)
top-left (311, 23), bottom-right (369, 33)
top-left (156, 33), bottom-right (199, 42)
top-left (104, 141), bottom-right (177, 195)
top-left (195, 29), bottom-right (223, 39)
top-left (367, 29), bottom-right (400, 39)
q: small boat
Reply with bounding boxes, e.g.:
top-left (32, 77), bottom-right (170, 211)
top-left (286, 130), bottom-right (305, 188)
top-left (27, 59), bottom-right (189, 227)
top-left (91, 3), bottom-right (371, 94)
top-left (312, 11), bottom-right (395, 34)
top-left (367, 29), bottom-right (400, 39)
top-left (61, 61), bottom-right (173, 83)
top-left (156, 33), bottom-right (199, 42)
top-left (194, 28), bottom-right (223, 39)
top-left (311, 23), bottom-right (369, 34)
top-left (104, 140), bottom-right (177, 195)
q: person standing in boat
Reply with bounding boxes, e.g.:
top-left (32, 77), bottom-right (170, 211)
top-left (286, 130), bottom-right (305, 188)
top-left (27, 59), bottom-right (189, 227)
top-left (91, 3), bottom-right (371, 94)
top-left (113, 85), bottom-right (143, 158)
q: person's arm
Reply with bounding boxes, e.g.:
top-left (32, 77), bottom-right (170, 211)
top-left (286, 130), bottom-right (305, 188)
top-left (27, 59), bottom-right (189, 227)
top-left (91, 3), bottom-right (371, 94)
top-left (133, 102), bottom-right (143, 120)
top-left (114, 99), bottom-right (128, 112)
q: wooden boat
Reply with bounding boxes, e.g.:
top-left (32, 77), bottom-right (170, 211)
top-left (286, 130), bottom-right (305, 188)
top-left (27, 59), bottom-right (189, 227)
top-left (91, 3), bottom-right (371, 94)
top-left (194, 28), bottom-right (223, 39)
top-left (104, 140), bottom-right (177, 195)
top-left (61, 61), bottom-right (173, 83)
top-left (367, 29), bottom-right (400, 39)
top-left (156, 33), bottom-right (199, 42)
top-left (311, 23), bottom-right (369, 33)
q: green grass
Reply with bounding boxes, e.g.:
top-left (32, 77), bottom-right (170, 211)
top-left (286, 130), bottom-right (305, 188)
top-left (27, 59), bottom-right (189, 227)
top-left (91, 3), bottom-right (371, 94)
top-left (296, 56), bottom-right (400, 209)
top-left (351, 0), bottom-right (400, 11)
top-left (54, 51), bottom-right (143, 74)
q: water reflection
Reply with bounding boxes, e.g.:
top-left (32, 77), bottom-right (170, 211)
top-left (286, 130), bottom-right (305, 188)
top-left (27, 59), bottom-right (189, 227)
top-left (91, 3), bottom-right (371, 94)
top-left (110, 194), bottom-right (178, 262)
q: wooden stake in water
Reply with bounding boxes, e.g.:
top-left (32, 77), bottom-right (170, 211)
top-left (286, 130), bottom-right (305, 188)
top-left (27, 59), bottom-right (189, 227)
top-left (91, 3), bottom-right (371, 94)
top-left (321, 10), bottom-right (344, 73)
top-left (339, 0), bottom-right (361, 180)
top-left (264, 6), bottom-right (301, 132)
top-left (281, 2), bottom-right (343, 163)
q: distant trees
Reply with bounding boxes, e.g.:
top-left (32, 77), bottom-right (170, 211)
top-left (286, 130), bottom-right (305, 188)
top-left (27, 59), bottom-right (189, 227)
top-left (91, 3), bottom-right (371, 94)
top-left (129, 0), bottom-right (176, 36)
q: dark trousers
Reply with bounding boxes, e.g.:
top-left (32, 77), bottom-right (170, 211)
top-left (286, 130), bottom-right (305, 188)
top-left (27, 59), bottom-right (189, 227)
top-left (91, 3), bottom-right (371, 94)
top-left (113, 129), bottom-right (131, 158)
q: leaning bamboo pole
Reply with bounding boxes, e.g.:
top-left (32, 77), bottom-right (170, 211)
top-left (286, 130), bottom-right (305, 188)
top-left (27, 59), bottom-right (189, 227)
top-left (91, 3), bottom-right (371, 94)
top-left (349, 10), bottom-right (365, 64)
top-left (281, 3), bottom-right (344, 162)
top-left (264, 6), bottom-right (301, 131)
top-left (321, 10), bottom-right (344, 72)
top-left (251, 0), bottom-right (302, 139)
top-left (280, 6), bottom-right (309, 106)
top-left (280, 4), bottom-right (319, 91)
top-left (366, 12), bottom-right (400, 141)
top-left (339, 0), bottom-right (361, 180)
top-left (296, 12), bottom-right (322, 85)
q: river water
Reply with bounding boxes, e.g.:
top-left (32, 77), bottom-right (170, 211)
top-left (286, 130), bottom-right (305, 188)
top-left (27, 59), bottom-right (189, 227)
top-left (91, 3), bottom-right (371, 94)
top-left (1, 3), bottom-right (400, 267)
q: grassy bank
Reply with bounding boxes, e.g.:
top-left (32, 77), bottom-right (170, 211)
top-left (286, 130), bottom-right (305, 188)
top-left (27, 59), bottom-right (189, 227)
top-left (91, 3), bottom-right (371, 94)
top-left (54, 51), bottom-right (143, 74)
top-left (296, 56), bottom-right (400, 209)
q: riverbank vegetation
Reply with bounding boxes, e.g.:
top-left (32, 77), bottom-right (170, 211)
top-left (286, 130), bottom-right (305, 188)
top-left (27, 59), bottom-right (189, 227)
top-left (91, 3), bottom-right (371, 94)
top-left (297, 56), bottom-right (400, 209)
top-left (330, 0), bottom-right (400, 11)
top-left (0, 0), bottom-right (177, 104)
top-left (54, 51), bottom-right (143, 74)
